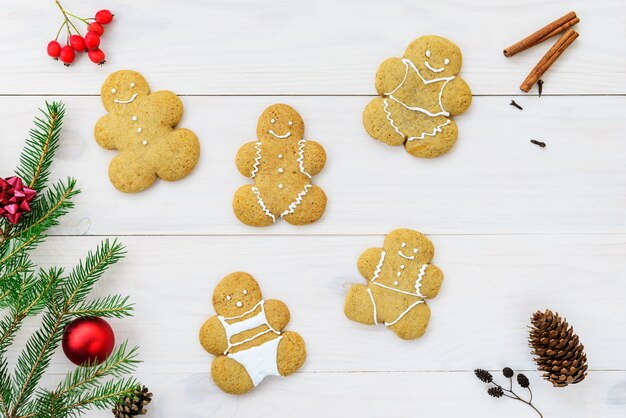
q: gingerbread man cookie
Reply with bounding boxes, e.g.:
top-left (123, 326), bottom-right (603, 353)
top-left (199, 272), bottom-right (307, 394)
top-left (233, 104), bottom-right (327, 226)
top-left (344, 229), bottom-right (444, 340)
top-left (363, 35), bottom-right (472, 158)
top-left (94, 70), bottom-right (200, 193)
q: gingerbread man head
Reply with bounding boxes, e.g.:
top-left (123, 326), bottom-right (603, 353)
top-left (404, 35), bottom-right (463, 80)
top-left (256, 104), bottom-right (305, 142)
top-left (212, 272), bottom-right (263, 318)
top-left (100, 70), bottom-right (150, 112)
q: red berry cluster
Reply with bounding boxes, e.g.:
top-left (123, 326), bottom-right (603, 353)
top-left (47, 1), bottom-right (114, 67)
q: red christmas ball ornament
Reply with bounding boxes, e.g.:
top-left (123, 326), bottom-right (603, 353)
top-left (88, 48), bottom-right (106, 65)
top-left (62, 317), bottom-right (115, 366)
top-left (95, 9), bottom-right (114, 25)
top-left (88, 22), bottom-right (105, 36)
top-left (0, 176), bottom-right (36, 224)
top-left (69, 34), bottom-right (86, 52)
top-left (47, 40), bottom-right (61, 59)
top-left (84, 32), bottom-right (100, 50)
top-left (59, 45), bottom-right (75, 66)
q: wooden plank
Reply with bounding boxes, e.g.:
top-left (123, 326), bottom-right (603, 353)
top-left (1, 95), bottom-right (625, 235)
top-left (0, 0), bottom-right (624, 95)
top-left (7, 234), bottom-right (625, 373)
top-left (38, 371), bottom-right (626, 418)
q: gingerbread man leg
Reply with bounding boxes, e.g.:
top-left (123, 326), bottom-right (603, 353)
top-left (232, 185), bottom-right (275, 227)
top-left (344, 284), bottom-right (377, 325)
top-left (108, 152), bottom-right (157, 193)
top-left (281, 185), bottom-right (327, 225)
top-left (276, 331), bottom-right (306, 376)
top-left (387, 303), bottom-right (431, 340)
top-left (211, 355), bottom-right (255, 395)
top-left (404, 119), bottom-right (458, 159)
top-left (363, 98), bottom-right (406, 147)
top-left (155, 128), bottom-right (201, 182)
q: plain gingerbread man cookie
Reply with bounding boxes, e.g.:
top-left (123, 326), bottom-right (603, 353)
top-left (199, 272), bottom-right (307, 395)
top-left (363, 35), bottom-right (472, 158)
top-left (94, 70), bottom-right (200, 193)
top-left (344, 229), bottom-right (444, 340)
top-left (233, 104), bottom-right (327, 226)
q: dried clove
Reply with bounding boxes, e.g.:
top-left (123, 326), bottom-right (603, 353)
top-left (537, 79), bottom-right (544, 97)
top-left (510, 100), bottom-right (523, 110)
top-left (530, 139), bottom-right (546, 147)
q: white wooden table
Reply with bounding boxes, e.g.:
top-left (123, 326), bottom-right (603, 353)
top-left (2, 1), bottom-right (626, 417)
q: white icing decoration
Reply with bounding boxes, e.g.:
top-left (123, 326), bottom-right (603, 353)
top-left (413, 248), bottom-right (418, 253)
top-left (444, 58), bottom-right (450, 65)
top-left (243, 290), bottom-right (248, 295)
top-left (424, 61), bottom-right (445, 73)
top-left (226, 295), bottom-right (231, 301)
top-left (288, 121), bottom-right (293, 126)
top-left (111, 88), bottom-right (117, 94)
top-left (394, 280), bottom-right (399, 286)
top-left (372, 281), bottom-right (422, 297)
top-left (249, 142), bottom-right (262, 179)
top-left (271, 118), bottom-right (276, 124)
top-left (400, 265), bottom-right (405, 270)
top-left (384, 299), bottom-right (424, 327)
top-left (297, 139), bottom-right (312, 178)
top-left (131, 115), bottom-right (137, 121)
top-left (236, 301), bottom-right (243, 307)
top-left (425, 50), bottom-right (431, 58)
top-left (278, 168), bottom-right (284, 173)
top-left (217, 299), bottom-right (283, 386)
top-left (401, 243), bottom-right (406, 247)
top-left (371, 251), bottom-right (386, 281)
top-left (415, 264), bottom-right (428, 296)
top-left (397, 250), bottom-right (415, 260)
top-left (130, 82), bottom-right (135, 88)
top-left (269, 130), bottom-right (291, 139)
top-left (278, 184), bottom-right (283, 189)
top-left (251, 186), bottom-right (276, 223)
top-left (383, 58), bottom-right (454, 141)
top-left (279, 184), bottom-right (312, 218)
top-left (114, 93), bottom-right (138, 104)
top-left (137, 128), bottom-right (142, 133)
top-left (278, 154), bottom-right (283, 159)
top-left (366, 288), bottom-right (378, 325)
top-left (396, 272), bottom-right (401, 277)
top-left (142, 140), bottom-right (148, 146)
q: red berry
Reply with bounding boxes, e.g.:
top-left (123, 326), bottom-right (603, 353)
top-left (84, 32), bottom-right (100, 50)
top-left (47, 40), bottom-right (61, 59)
top-left (88, 22), bottom-right (105, 36)
top-left (59, 46), bottom-right (75, 66)
top-left (69, 35), bottom-right (86, 52)
top-left (95, 9), bottom-right (113, 24)
top-left (88, 48), bottom-right (106, 65)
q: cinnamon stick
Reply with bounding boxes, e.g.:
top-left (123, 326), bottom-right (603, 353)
top-left (519, 29), bottom-right (579, 93)
top-left (504, 11), bottom-right (579, 57)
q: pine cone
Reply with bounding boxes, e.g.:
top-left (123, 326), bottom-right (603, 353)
top-left (529, 309), bottom-right (588, 387)
top-left (112, 385), bottom-right (152, 418)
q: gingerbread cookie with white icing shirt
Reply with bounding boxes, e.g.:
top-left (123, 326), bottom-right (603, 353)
top-left (363, 35), bottom-right (472, 158)
top-left (199, 272), bottom-right (307, 394)
top-left (233, 104), bottom-right (327, 226)
top-left (344, 229), bottom-right (444, 340)
top-left (94, 70), bottom-right (200, 193)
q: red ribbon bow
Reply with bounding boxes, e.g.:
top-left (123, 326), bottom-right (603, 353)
top-left (0, 176), bottom-right (36, 224)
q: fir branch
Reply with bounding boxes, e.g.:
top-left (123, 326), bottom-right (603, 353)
top-left (68, 295), bottom-right (134, 319)
top-left (60, 240), bottom-right (126, 310)
top-left (57, 377), bottom-right (139, 417)
top-left (0, 356), bottom-right (11, 417)
top-left (15, 102), bottom-right (65, 193)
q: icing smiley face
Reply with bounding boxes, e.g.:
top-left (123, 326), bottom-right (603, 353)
top-left (100, 70), bottom-right (150, 111)
top-left (405, 35), bottom-right (462, 79)
top-left (257, 104), bottom-right (304, 141)
top-left (212, 272), bottom-right (263, 317)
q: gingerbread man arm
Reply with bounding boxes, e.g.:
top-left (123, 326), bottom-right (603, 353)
top-left (199, 316), bottom-right (229, 355)
top-left (375, 58), bottom-right (407, 95)
top-left (235, 141), bottom-right (260, 178)
top-left (441, 77), bottom-right (472, 116)
top-left (302, 140), bottom-right (326, 176)
top-left (264, 299), bottom-right (290, 331)
top-left (148, 90), bottom-right (184, 127)
top-left (94, 114), bottom-right (121, 150)
top-left (420, 264), bottom-right (444, 299)
top-left (357, 247), bottom-right (385, 281)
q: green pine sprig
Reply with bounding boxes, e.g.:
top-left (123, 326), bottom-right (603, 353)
top-left (0, 102), bottom-right (141, 418)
